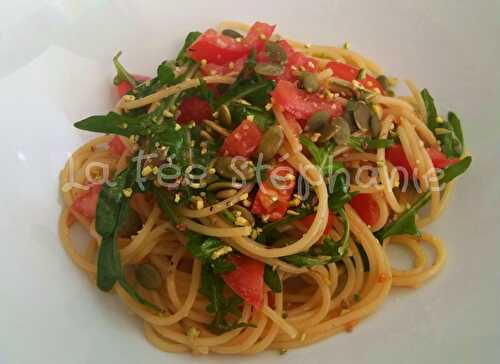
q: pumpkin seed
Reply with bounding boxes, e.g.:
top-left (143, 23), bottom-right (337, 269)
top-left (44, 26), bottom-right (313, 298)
top-left (265, 41), bottom-right (287, 64)
top-left (255, 62), bottom-right (284, 76)
top-left (301, 72), bottom-right (320, 93)
top-left (135, 263), bottom-right (162, 290)
top-left (272, 236), bottom-right (297, 247)
top-left (332, 117), bottom-right (351, 145)
top-left (353, 102), bottom-right (371, 132)
top-left (218, 104), bottom-right (232, 128)
top-left (215, 188), bottom-right (238, 199)
top-left (342, 110), bottom-right (357, 132)
top-left (318, 121), bottom-right (340, 144)
top-left (222, 29), bottom-right (244, 39)
top-left (214, 156), bottom-right (255, 180)
top-left (306, 110), bottom-right (331, 132)
top-left (257, 125), bottom-right (284, 161)
top-left (207, 180), bottom-right (243, 192)
top-left (376, 75), bottom-right (395, 96)
top-left (369, 109), bottom-right (381, 138)
top-left (117, 208), bottom-right (143, 238)
top-left (230, 205), bottom-right (255, 227)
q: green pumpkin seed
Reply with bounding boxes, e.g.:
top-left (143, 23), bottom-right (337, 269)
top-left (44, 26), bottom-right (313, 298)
top-left (376, 75), bottom-right (395, 96)
top-left (215, 189), bottom-right (238, 199)
top-left (301, 72), bottom-right (320, 93)
top-left (306, 110), bottom-right (331, 132)
top-left (369, 109), bottom-right (381, 138)
top-left (117, 208), bottom-right (143, 238)
top-left (230, 205), bottom-right (255, 227)
top-left (222, 29), bottom-right (244, 39)
top-left (265, 41), bottom-right (288, 64)
top-left (255, 62), bottom-right (284, 76)
top-left (318, 121), bottom-right (340, 144)
top-left (207, 180), bottom-right (243, 192)
top-left (214, 156), bottom-right (255, 181)
top-left (332, 117), bottom-right (351, 145)
top-left (257, 125), bottom-right (284, 161)
top-left (272, 236), bottom-right (297, 247)
top-left (353, 102), bottom-right (371, 132)
top-left (135, 263), bottom-right (162, 290)
top-left (219, 104), bottom-right (232, 128)
top-left (342, 110), bottom-right (357, 132)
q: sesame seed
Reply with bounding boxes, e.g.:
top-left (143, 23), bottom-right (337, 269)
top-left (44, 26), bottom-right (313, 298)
top-left (343, 41), bottom-right (350, 49)
top-left (122, 188), bottom-right (133, 197)
top-left (211, 246), bottom-right (233, 260)
top-left (265, 103), bottom-right (273, 111)
top-left (286, 210), bottom-right (300, 216)
top-left (142, 165), bottom-right (153, 177)
top-left (247, 115), bottom-right (255, 122)
top-left (200, 59), bottom-right (207, 67)
top-left (163, 110), bottom-right (174, 118)
top-left (240, 193), bottom-right (249, 201)
top-left (259, 33), bottom-right (267, 40)
top-left (123, 94), bottom-right (136, 102)
top-left (174, 193), bottom-right (181, 203)
top-left (235, 216), bottom-right (249, 226)
top-left (175, 123), bottom-right (181, 131)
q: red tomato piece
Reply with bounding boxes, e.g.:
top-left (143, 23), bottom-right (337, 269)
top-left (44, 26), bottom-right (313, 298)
top-left (177, 96), bottom-right (214, 124)
top-left (244, 21), bottom-right (276, 50)
top-left (251, 163), bottom-right (296, 221)
top-left (385, 144), bottom-right (459, 176)
top-left (297, 211), bottom-right (336, 236)
top-left (201, 56), bottom-right (246, 76)
top-left (223, 255), bottom-right (264, 310)
top-left (71, 184), bottom-right (102, 219)
top-left (350, 193), bottom-right (380, 227)
top-left (189, 29), bottom-right (250, 65)
top-left (426, 148), bottom-right (459, 169)
top-left (220, 119), bottom-right (263, 157)
top-left (326, 61), bottom-right (384, 93)
top-left (108, 135), bottom-right (128, 156)
top-left (272, 80), bottom-right (343, 124)
top-left (116, 75), bottom-right (150, 98)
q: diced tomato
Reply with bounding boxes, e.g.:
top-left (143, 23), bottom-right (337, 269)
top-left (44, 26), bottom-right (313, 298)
top-left (297, 211), bottom-right (336, 235)
top-left (349, 193), bottom-right (379, 227)
top-left (189, 29), bottom-right (249, 65)
top-left (201, 56), bottom-right (246, 76)
top-left (71, 184), bottom-right (102, 219)
top-left (326, 61), bottom-right (384, 93)
top-left (244, 21), bottom-right (276, 50)
top-left (385, 144), bottom-right (459, 176)
top-left (220, 119), bottom-right (263, 157)
top-left (425, 148), bottom-right (459, 169)
top-left (176, 96), bottom-right (213, 124)
top-left (251, 163), bottom-right (296, 221)
top-left (223, 255), bottom-right (264, 310)
top-left (108, 135), bottom-right (128, 156)
top-left (116, 75), bottom-right (150, 98)
top-left (272, 80), bottom-right (343, 124)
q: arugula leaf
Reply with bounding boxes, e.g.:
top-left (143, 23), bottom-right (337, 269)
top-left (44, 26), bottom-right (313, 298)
top-left (300, 136), bottom-right (344, 176)
top-left (282, 209), bottom-right (350, 267)
top-left (186, 233), bottom-right (235, 274)
top-left (113, 51), bottom-right (136, 87)
top-left (256, 208), bottom-right (312, 243)
top-left (199, 263), bottom-right (255, 334)
top-left (183, 79), bottom-right (215, 108)
top-left (95, 163), bottom-right (160, 311)
top-left (214, 50), bottom-right (275, 109)
top-left (348, 136), bottom-right (394, 152)
top-left (157, 61), bottom-right (175, 85)
top-left (154, 188), bottom-right (178, 225)
top-left (421, 89), bottom-right (463, 158)
top-left (264, 265), bottom-right (282, 293)
top-left (74, 112), bottom-right (153, 137)
top-left (228, 102), bottom-right (275, 131)
top-left (375, 156), bottom-right (472, 242)
top-left (176, 31), bottom-right (202, 66)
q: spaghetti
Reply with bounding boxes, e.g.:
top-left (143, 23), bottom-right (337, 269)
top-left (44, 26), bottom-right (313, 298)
top-left (59, 21), bottom-right (471, 355)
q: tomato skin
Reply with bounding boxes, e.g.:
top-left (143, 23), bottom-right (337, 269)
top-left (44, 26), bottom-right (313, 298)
top-left (251, 163), bottom-right (296, 221)
top-left (425, 148), bottom-right (459, 169)
top-left (350, 193), bottom-right (380, 227)
top-left (220, 119), bottom-right (263, 157)
top-left (189, 29), bottom-right (249, 65)
top-left (297, 211), bottom-right (335, 235)
top-left (271, 80), bottom-right (343, 124)
top-left (116, 75), bottom-right (150, 97)
top-left (385, 144), bottom-right (459, 175)
top-left (176, 96), bottom-right (213, 124)
top-left (71, 184), bottom-right (102, 219)
top-left (223, 255), bottom-right (264, 310)
top-left (201, 56), bottom-right (246, 76)
top-left (326, 61), bottom-right (384, 93)
top-left (244, 21), bottom-right (276, 50)
top-left (108, 135), bottom-right (128, 156)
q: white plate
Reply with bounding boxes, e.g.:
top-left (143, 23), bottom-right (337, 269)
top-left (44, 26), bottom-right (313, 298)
top-left (1, 1), bottom-right (499, 363)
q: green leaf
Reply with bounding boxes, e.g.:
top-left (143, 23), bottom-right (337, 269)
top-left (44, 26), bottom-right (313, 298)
top-left (256, 208), bottom-right (312, 243)
top-left (154, 188), bottom-right (178, 225)
top-left (176, 31), bottom-right (202, 65)
top-left (113, 51), bottom-right (136, 87)
top-left (264, 265), bottom-right (282, 293)
top-left (74, 112), bottom-right (149, 137)
top-left (282, 254), bottom-right (331, 267)
top-left (421, 89), bottom-right (438, 130)
top-left (228, 102), bottom-right (275, 131)
top-left (157, 61), bottom-right (175, 85)
top-left (448, 111), bottom-right (465, 156)
top-left (118, 278), bottom-right (161, 311)
top-left (349, 136), bottom-right (394, 152)
top-left (300, 136), bottom-right (344, 176)
top-left (96, 235), bottom-right (122, 291)
top-left (186, 233), bottom-right (235, 274)
top-left (439, 156), bottom-right (472, 184)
